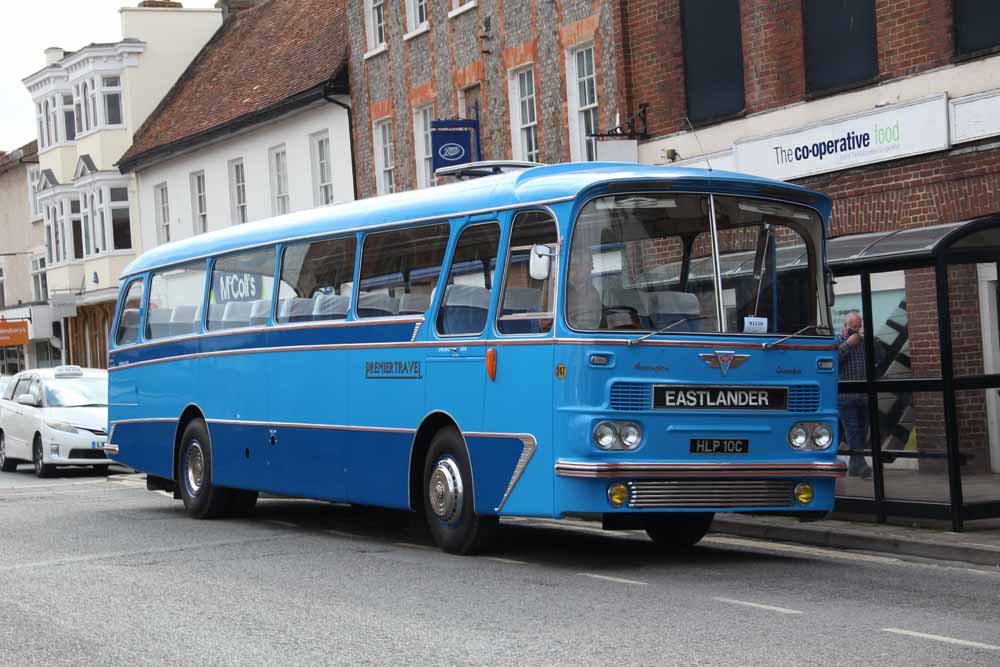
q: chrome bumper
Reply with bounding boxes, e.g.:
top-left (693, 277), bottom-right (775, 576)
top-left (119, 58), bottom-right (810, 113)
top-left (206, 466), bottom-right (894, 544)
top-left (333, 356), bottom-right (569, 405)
top-left (554, 460), bottom-right (847, 479)
top-left (100, 443), bottom-right (120, 456)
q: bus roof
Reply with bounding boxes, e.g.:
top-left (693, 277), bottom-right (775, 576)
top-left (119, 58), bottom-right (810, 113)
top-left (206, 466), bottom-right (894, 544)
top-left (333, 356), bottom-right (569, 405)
top-left (121, 162), bottom-right (831, 278)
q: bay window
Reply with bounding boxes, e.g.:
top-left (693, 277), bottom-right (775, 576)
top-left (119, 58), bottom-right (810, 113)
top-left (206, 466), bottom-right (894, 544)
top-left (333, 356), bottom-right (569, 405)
top-left (103, 76), bottom-right (123, 126)
top-left (31, 256), bottom-right (48, 302)
top-left (110, 187), bottom-right (132, 250)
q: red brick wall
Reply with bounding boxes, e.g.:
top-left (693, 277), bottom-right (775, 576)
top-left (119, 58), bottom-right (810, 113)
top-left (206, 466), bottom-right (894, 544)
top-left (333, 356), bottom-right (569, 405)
top-left (741, 0), bottom-right (805, 113)
top-left (875, 0), bottom-right (954, 80)
top-left (624, 0), bottom-right (686, 137)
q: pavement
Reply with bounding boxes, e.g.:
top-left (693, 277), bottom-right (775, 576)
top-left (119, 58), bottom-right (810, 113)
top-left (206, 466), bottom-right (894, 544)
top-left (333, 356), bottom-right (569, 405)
top-left (1, 468), bottom-right (1000, 666)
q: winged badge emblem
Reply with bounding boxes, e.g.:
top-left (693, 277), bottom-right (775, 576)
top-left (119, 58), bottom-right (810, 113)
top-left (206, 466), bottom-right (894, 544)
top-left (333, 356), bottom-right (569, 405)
top-left (699, 351), bottom-right (750, 377)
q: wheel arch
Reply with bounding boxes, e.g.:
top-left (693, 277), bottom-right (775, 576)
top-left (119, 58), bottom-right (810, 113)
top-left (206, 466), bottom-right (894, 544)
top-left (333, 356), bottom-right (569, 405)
top-left (408, 410), bottom-right (472, 512)
top-left (173, 403), bottom-right (207, 482)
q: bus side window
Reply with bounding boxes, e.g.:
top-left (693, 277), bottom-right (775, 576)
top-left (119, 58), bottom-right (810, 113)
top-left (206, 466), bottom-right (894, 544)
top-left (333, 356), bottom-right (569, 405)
top-left (498, 211), bottom-right (558, 334)
top-left (114, 279), bottom-right (145, 347)
top-left (358, 222), bottom-right (450, 318)
top-left (278, 236), bottom-right (357, 323)
top-left (145, 262), bottom-right (207, 340)
top-left (436, 223), bottom-right (501, 336)
top-left (207, 248), bottom-right (277, 331)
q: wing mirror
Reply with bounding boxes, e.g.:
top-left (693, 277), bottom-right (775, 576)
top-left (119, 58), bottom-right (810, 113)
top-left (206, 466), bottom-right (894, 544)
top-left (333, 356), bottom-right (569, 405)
top-left (16, 393), bottom-right (38, 407)
top-left (529, 244), bottom-right (554, 281)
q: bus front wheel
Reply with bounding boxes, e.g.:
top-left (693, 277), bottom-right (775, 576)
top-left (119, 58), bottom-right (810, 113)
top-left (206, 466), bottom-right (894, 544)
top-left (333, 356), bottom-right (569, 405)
top-left (422, 426), bottom-right (498, 555)
top-left (643, 512), bottom-right (714, 549)
top-left (177, 419), bottom-right (232, 519)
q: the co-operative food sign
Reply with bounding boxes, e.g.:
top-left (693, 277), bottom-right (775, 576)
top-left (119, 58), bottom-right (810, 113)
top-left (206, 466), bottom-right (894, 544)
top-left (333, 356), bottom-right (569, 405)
top-left (734, 95), bottom-right (949, 181)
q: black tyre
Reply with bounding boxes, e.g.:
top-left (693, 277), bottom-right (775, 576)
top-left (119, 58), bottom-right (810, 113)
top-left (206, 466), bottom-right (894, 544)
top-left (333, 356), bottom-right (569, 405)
top-left (33, 438), bottom-right (55, 478)
top-left (0, 432), bottom-right (18, 472)
top-left (177, 419), bottom-right (231, 519)
top-left (422, 426), bottom-right (498, 555)
top-left (643, 512), bottom-right (714, 549)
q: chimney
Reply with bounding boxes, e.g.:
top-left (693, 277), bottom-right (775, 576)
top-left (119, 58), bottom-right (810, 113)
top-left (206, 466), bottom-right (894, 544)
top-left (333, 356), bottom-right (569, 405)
top-left (138, 1), bottom-right (184, 7)
top-left (44, 47), bottom-right (65, 65)
top-left (215, 0), bottom-right (261, 19)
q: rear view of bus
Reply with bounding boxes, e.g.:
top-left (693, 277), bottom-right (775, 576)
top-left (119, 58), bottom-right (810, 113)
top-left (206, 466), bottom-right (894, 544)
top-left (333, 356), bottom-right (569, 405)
top-left (554, 189), bottom-right (843, 546)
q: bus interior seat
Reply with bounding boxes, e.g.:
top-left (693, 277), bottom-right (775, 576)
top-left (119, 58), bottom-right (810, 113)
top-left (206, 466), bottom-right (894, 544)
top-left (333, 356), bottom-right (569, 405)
top-left (641, 291), bottom-right (702, 332)
top-left (146, 307), bottom-right (174, 339)
top-left (248, 300), bottom-right (271, 326)
top-left (279, 297), bottom-right (315, 323)
top-left (440, 284), bottom-right (490, 334)
top-left (313, 293), bottom-right (349, 320)
top-left (502, 287), bottom-right (540, 314)
top-left (398, 292), bottom-right (431, 315)
top-left (119, 309), bottom-right (140, 342)
top-left (357, 292), bottom-right (398, 318)
top-left (170, 305), bottom-right (201, 336)
top-left (222, 301), bottom-right (253, 329)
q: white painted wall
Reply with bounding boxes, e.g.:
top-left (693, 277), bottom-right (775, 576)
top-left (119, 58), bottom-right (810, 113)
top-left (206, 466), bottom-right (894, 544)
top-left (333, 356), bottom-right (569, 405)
top-left (134, 101), bottom-right (355, 252)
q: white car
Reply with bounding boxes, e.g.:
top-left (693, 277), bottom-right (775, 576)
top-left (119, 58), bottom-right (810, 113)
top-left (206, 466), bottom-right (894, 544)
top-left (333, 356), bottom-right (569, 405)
top-left (0, 366), bottom-right (110, 477)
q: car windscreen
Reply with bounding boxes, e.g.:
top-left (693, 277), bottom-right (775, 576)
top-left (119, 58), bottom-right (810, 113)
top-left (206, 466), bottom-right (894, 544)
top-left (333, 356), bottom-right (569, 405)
top-left (44, 377), bottom-right (108, 408)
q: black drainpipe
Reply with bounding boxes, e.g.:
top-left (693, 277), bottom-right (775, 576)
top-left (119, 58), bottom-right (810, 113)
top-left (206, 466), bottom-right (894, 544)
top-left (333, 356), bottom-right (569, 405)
top-left (323, 86), bottom-right (359, 202)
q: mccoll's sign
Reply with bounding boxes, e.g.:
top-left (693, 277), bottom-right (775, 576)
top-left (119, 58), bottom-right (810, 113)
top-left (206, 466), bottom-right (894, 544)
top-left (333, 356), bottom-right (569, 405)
top-left (734, 94), bottom-right (949, 181)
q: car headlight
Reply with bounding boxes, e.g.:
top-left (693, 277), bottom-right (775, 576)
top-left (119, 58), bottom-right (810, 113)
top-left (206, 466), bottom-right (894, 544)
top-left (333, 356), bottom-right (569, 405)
top-left (619, 423), bottom-right (642, 450)
top-left (593, 422), bottom-right (619, 450)
top-left (811, 424), bottom-right (833, 450)
top-left (44, 420), bottom-right (78, 434)
top-left (788, 424), bottom-right (810, 450)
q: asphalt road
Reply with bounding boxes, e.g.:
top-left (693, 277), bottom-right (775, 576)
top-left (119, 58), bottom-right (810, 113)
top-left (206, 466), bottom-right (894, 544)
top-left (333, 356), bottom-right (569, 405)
top-left (1, 466), bottom-right (998, 666)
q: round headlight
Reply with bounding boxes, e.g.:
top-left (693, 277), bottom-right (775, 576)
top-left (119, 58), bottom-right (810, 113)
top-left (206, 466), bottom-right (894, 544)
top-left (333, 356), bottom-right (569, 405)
top-left (619, 423), bottom-right (642, 450)
top-left (594, 422), bottom-right (619, 450)
top-left (812, 424), bottom-right (833, 450)
top-left (788, 425), bottom-right (810, 450)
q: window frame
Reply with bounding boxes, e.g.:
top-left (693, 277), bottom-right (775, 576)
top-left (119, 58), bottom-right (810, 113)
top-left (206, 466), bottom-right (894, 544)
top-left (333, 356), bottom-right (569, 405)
top-left (802, 0), bottom-right (879, 99)
top-left (509, 65), bottom-right (540, 163)
top-left (154, 182), bottom-right (171, 245)
top-left (109, 186), bottom-right (132, 251)
top-left (413, 105), bottom-right (434, 189)
top-left (435, 221), bottom-right (502, 338)
top-left (269, 145), bottom-right (290, 216)
top-left (190, 171), bottom-right (208, 235)
top-left (27, 167), bottom-right (42, 221)
top-left (373, 118), bottom-right (395, 195)
top-left (310, 131), bottom-right (335, 206)
top-left (205, 247), bottom-right (278, 332)
top-left (953, 0), bottom-right (1000, 61)
top-left (365, 0), bottom-right (387, 52)
top-left (680, 0), bottom-right (747, 126)
top-left (276, 234), bottom-right (359, 324)
top-left (113, 276), bottom-right (146, 348)
top-left (31, 255), bottom-right (48, 302)
top-left (494, 207), bottom-right (561, 338)
top-left (229, 158), bottom-right (248, 224)
top-left (144, 261), bottom-right (209, 341)
top-left (406, 0), bottom-right (429, 33)
top-left (566, 43), bottom-right (600, 161)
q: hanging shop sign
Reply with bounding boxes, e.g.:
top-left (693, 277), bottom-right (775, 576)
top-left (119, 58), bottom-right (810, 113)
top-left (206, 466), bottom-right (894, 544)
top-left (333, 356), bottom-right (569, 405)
top-left (431, 119), bottom-right (481, 173)
top-left (0, 321), bottom-right (29, 347)
top-left (734, 95), bottom-right (949, 181)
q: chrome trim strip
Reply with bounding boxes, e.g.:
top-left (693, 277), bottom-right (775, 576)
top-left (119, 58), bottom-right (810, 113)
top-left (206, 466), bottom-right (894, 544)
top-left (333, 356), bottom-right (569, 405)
top-left (108, 336), bottom-right (835, 372)
top-left (121, 195), bottom-right (576, 279)
top-left (101, 443), bottom-right (120, 456)
top-left (464, 432), bottom-right (537, 513)
top-left (554, 460), bottom-right (847, 479)
top-left (205, 418), bottom-right (417, 434)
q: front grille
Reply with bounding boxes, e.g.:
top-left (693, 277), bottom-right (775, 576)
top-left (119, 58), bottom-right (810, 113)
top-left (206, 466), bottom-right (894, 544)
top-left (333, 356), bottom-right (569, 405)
top-left (788, 385), bottom-right (821, 412)
top-left (609, 382), bottom-right (652, 411)
top-left (68, 449), bottom-right (107, 460)
top-left (626, 479), bottom-right (795, 508)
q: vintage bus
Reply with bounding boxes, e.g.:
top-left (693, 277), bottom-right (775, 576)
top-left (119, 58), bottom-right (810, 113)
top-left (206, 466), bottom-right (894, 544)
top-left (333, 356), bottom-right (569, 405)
top-left (106, 162), bottom-right (845, 554)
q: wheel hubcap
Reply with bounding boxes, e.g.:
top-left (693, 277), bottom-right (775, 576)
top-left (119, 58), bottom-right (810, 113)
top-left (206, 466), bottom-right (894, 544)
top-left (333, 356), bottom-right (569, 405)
top-left (428, 457), bottom-right (464, 524)
top-left (185, 440), bottom-right (205, 495)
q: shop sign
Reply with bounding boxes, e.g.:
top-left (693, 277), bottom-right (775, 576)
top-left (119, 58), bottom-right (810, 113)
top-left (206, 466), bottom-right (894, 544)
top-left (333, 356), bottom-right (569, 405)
top-left (734, 95), bottom-right (949, 181)
top-left (951, 88), bottom-right (1000, 145)
top-left (0, 321), bottom-right (29, 347)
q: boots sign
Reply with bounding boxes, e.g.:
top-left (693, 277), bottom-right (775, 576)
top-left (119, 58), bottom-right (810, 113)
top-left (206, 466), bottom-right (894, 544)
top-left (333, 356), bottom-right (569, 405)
top-left (734, 95), bottom-right (949, 181)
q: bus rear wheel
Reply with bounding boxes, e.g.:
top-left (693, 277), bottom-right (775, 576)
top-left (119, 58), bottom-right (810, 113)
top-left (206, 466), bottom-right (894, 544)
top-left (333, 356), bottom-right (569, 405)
top-left (643, 512), bottom-right (714, 549)
top-left (422, 426), bottom-right (497, 555)
top-left (177, 419), bottom-right (232, 519)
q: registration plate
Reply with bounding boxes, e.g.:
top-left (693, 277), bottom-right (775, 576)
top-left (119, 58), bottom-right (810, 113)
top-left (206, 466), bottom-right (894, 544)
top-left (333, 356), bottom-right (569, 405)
top-left (690, 438), bottom-right (749, 454)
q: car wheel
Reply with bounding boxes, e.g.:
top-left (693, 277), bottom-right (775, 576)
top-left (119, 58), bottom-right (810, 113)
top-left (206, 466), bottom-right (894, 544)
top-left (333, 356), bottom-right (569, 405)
top-left (177, 419), bottom-right (231, 519)
top-left (643, 512), bottom-right (714, 549)
top-left (32, 438), bottom-right (55, 479)
top-left (0, 432), bottom-right (18, 472)
top-left (422, 426), bottom-right (498, 555)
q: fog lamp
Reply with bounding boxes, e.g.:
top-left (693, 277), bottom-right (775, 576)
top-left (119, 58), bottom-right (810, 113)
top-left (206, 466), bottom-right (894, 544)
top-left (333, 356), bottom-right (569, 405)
top-left (594, 422), bottom-right (619, 450)
top-left (49, 443), bottom-right (60, 457)
top-left (607, 482), bottom-right (629, 507)
top-left (788, 425), bottom-right (810, 450)
top-left (620, 423), bottom-right (642, 450)
top-left (812, 424), bottom-right (833, 450)
top-left (794, 482), bottom-right (814, 505)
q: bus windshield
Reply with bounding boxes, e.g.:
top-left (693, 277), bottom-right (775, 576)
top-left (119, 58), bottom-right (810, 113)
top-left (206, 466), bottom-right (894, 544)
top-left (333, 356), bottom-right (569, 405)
top-left (567, 193), bottom-right (829, 335)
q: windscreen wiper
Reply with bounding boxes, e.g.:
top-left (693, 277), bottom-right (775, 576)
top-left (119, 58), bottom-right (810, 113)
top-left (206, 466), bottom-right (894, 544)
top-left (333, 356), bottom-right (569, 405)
top-left (627, 316), bottom-right (704, 346)
top-left (761, 324), bottom-right (832, 350)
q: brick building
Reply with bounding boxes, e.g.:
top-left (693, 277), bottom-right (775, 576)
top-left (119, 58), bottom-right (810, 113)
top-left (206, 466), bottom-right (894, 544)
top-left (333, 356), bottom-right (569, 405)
top-left (346, 0), bottom-right (625, 197)
top-left (625, 0), bottom-right (1000, 483)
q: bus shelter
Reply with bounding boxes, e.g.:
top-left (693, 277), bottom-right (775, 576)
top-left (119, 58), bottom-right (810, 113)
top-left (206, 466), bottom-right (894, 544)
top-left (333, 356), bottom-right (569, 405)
top-left (826, 216), bottom-right (1000, 531)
